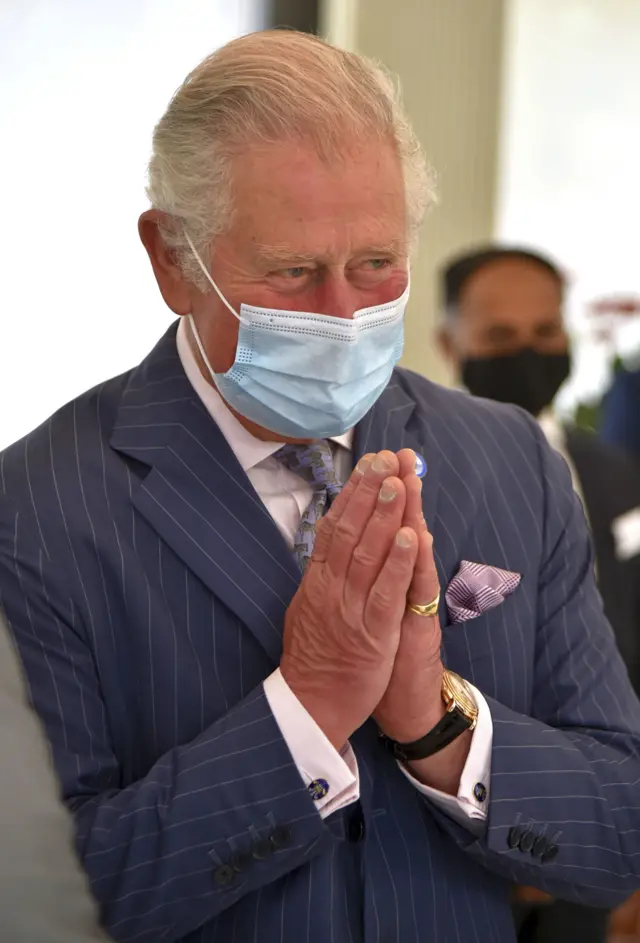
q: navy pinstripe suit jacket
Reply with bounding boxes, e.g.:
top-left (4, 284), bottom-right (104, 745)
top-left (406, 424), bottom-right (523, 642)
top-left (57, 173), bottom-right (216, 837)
top-left (1, 324), bottom-right (639, 943)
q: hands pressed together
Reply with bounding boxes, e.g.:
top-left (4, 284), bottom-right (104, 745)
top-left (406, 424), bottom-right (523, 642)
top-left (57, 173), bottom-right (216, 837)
top-left (281, 449), bottom-right (469, 791)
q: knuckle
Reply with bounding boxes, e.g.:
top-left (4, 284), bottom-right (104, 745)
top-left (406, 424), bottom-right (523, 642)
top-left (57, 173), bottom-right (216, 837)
top-left (333, 516), bottom-right (360, 546)
top-left (350, 542), bottom-right (380, 569)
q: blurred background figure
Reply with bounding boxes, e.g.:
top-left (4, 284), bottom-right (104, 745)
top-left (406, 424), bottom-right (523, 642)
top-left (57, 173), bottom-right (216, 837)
top-left (601, 366), bottom-right (640, 460)
top-left (0, 610), bottom-right (109, 942)
top-left (438, 247), bottom-right (640, 694)
top-left (437, 244), bottom-right (640, 943)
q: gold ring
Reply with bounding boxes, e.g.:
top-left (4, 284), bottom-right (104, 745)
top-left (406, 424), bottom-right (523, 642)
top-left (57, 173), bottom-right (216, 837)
top-left (407, 592), bottom-right (440, 618)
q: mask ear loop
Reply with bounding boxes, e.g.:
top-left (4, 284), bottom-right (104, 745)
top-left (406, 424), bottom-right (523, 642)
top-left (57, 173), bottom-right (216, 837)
top-left (185, 311), bottom-right (219, 380)
top-left (182, 231), bottom-right (248, 379)
top-left (183, 230), bottom-right (246, 324)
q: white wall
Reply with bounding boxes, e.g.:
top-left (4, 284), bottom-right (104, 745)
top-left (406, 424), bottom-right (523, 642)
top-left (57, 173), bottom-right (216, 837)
top-left (0, 0), bottom-right (266, 448)
top-left (497, 0), bottom-right (640, 410)
top-left (324, 0), bottom-right (506, 386)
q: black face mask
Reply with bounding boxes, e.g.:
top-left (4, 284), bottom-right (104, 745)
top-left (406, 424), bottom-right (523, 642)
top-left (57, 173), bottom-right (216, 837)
top-left (461, 348), bottom-right (571, 417)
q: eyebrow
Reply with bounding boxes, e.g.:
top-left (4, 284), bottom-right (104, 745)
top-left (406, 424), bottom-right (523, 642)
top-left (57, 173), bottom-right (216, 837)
top-left (253, 246), bottom-right (318, 267)
top-left (253, 242), bottom-right (405, 268)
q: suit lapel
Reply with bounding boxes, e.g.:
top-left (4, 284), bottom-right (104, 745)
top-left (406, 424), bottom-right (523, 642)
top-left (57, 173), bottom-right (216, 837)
top-left (110, 324), bottom-right (300, 665)
top-left (111, 331), bottom-right (443, 663)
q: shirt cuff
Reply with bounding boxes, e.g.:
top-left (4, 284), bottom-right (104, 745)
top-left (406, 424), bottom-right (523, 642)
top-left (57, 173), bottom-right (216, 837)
top-left (399, 683), bottom-right (492, 834)
top-left (264, 669), bottom-right (359, 818)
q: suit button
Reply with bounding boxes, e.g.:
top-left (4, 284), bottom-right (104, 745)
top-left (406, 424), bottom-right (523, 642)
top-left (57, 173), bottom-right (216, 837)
top-left (540, 843), bottom-right (559, 864)
top-left (251, 838), bottom-right (274, 861)
top-left (519, 830), bottom-right (535, 853)
top-left (214, 864), bottom-right (235, 887)
top-left (348, 811), bottom-right (365, 843)
top-left (531, 836), bottom-right (548, 859)
top-left (270, 825), bottom-right (292, 849)
top-left (507, 826), bottom-right (523, 849)
top-left (229, 851), bottom-right (252, 873)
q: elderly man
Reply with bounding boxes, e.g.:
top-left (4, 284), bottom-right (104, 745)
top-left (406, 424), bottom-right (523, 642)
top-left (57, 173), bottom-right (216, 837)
top-left (0, 31), bottom-right (639, 943)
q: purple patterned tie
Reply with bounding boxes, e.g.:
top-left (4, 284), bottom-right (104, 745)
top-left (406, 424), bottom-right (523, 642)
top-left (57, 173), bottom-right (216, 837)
top-left (275, 440), bottom-right (343, 572)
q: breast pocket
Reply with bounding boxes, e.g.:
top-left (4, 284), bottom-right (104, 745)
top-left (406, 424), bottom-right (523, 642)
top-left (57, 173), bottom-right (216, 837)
top-left (441, 587), bottom-right (534, 710)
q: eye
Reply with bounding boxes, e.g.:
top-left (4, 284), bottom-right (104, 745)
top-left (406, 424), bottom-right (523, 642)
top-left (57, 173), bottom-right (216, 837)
top-left (535, 321), bottom-right (564, 338)
top-left (274, 266), bottom-right (311, 280)
top-left (365, 258), bottom-right (391, 271)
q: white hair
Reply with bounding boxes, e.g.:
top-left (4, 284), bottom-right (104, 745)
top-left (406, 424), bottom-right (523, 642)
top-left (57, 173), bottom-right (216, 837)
top-left (146, 30), bottom-right (437, 289)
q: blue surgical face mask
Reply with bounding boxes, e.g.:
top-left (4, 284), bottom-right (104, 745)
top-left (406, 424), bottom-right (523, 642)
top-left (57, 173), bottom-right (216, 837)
top-left (184, 233), bottom-right (409, 439)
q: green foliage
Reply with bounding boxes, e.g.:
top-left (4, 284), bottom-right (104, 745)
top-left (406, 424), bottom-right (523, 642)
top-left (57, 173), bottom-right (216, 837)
top-left (574, 400), bottom-right (601, 433)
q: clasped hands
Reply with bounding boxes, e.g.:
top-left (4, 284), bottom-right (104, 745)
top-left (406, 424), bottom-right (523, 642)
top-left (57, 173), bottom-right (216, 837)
top-left (281, 449), bottom-right (470, 792)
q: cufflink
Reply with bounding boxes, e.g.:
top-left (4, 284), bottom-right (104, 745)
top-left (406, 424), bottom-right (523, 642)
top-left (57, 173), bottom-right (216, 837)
top-left (473, 782), bottom-right (487, 803)
top-left (308, 778), bottom-right (330, 801)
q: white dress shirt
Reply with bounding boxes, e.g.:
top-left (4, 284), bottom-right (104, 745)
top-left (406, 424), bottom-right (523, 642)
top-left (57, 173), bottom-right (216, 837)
top-left (176, 317), bottom-right (492, 829)
top-left (538, 412), bottom-right (588, 516)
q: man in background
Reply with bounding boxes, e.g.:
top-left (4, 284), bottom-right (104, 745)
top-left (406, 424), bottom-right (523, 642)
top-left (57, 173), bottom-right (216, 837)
top-left (438, 244), bottom-right (640, 943)
top-left (601, 365), bottom-right (640, 459)
top-left (0, 610), bottom-right (109, 942)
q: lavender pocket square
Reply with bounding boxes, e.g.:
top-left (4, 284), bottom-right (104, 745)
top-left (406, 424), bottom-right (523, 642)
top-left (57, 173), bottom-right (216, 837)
top-left (445, 560), bottom-right (522, 623)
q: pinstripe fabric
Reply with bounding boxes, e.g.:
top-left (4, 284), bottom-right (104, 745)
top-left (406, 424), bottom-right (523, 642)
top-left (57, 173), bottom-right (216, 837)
top-left (1, 322), bottom-right (639, 943)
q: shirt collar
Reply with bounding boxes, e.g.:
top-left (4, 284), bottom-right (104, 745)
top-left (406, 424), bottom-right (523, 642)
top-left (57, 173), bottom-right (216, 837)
top-left (537, 409), bottom-right (566, 453)
top-left (176, 317), bottom-right (353, 472)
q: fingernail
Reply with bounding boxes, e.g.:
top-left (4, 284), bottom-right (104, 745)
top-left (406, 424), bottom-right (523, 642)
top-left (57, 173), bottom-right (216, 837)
top-left (356, 456), bottom-right (372, 475)
top-left (372, 453), bottom-right (392, 474)
top-left (379, 480), bottom-right (397, 502)
top-left (396, 529), bottom-right (414, 548)
top-left (421, 529), bottom-right (433, 548)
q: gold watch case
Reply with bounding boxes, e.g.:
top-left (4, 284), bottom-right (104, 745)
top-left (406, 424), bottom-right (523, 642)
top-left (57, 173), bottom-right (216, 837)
top-left (442, 670), bottom-right (479, 730)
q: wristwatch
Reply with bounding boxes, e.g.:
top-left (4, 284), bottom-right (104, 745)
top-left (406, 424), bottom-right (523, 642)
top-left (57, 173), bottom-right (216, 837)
top-left (380, 670), bottom-right (478, 763)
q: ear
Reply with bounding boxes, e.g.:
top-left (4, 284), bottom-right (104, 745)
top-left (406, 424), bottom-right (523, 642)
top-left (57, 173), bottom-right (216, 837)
top-left (138, 210), bottom-right (193, 316)
top-left (436, 324), bottom-right (457, 365)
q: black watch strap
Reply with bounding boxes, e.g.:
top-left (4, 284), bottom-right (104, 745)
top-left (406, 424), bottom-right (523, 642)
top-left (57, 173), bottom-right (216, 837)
top-left (381, 708), bottom-right (472, 762)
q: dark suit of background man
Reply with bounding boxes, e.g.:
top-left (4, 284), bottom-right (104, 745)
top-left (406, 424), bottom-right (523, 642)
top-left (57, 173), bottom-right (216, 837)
top-left (439, 244), bottom-right (640, 943)
top-left (602, 365), bottom-right (640, 460)
top-left (1, 31), bottom-right (640, 943)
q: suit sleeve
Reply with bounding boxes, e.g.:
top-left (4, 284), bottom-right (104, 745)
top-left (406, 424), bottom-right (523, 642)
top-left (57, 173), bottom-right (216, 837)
top-left (429, 424), bottom-right (640, 908)
top-left (0, 498), bottom-right (335, 943)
